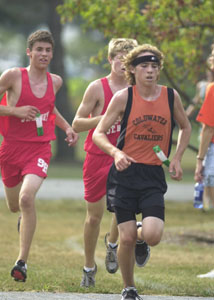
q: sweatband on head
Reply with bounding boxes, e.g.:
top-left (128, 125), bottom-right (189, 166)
top-left (131, 55), bottom-right (160, 66)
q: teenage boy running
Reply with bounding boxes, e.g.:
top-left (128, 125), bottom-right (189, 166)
top-left (72, 38), bottom-right (150, 287)
top-left (0, 30), bottom-right (78, 282)
top-left (93, 44), bottom-right (191, 299)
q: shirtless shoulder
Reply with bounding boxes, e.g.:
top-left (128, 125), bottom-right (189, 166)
top-left (0, 68), bottom-right (22, 105)
top-left (113, 87), bottom-right (129, 106)
top-left (109, 87), bottom-right (129, 118)
top-left (1, 67), bottom-right (21, 89)
top-left (81, 78), bottom-right (105, 115)
top-left (86, 78), bottom-right (104, 101)
top-left (50, 73), bottom-right (63, 94)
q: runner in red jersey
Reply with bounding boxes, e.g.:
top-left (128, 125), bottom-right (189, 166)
top-left (93, 44), bottom-right (191, 299)
top-left (72, 38), bottom-right (138, 287)
top-left (0, 30), bottom-right (78, 282)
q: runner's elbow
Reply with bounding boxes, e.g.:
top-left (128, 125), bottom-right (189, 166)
top-left (72, 119), bottom-right (82, 133)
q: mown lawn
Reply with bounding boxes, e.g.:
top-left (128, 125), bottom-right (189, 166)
top-left (0, 199), bottom-right (214, 297)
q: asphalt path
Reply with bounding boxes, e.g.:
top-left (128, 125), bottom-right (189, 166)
top-left (0, 292), bottom-right (212, 300)
top-left (0, 178), bottom-right (194, 201)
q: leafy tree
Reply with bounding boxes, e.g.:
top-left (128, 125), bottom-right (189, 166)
top-left (57, 0), bottom-right (214, 104)
top-left (48, 0), bottom-right (75, 162)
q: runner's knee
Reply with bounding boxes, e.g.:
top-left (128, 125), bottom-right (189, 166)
top-left (146, 234), bottom-right (162, 246)
top-left (19, 193), bottom-right (34, 210)
top-left (120, 234), bottom-right (137, 247)
top-left (86, 213), bottom-right (102, 227)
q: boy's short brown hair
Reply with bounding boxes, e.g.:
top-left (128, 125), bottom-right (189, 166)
top-left (27, 30), bottom-right (54, 50)
top-left (108, 38), bottom-right (138, 59)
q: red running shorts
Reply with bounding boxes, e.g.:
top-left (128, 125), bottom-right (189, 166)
top-left (0, 140), bottom-right (52, 187)
top-left (83, 152), bottom-right (114, 203)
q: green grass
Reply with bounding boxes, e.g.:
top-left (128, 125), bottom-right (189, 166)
top-left (48, 161), bottom-right (83, 179)
top-left (48, 131), bottom-right (87, 179)
top-left (0, 199), bottom-right (214, 296)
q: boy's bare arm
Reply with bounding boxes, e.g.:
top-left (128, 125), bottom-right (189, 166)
top-left (169, 90), bottom-right (191, 180)
top-left (72, 80), bottom-right (103, 133)
top-left (93, 88), bottom-right (136, 171)
top-left (0, 68), bottom-right (39, 119)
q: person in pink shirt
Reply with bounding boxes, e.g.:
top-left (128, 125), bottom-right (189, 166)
top-left (0, 30), bottom-right (78, 282)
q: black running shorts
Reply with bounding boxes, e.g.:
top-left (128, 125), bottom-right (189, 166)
top-left (107, 162), bottom-right (167, 220)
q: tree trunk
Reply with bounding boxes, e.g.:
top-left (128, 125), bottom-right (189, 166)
top-left (47, 0), bottom-right (75, 162)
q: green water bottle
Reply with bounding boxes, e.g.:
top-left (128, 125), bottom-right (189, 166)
top-left (35, 113), bottom-right (44, 136)
top-left (153, 145), bottom-right (170, 167)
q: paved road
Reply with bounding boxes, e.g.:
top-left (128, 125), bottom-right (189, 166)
top-left (0, 179), bottom-right (194, 201)
top-left (0, 292), bottom-right (212, 300)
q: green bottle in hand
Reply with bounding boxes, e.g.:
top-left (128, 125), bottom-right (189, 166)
top-left (153, 145), bottom-right (170, 167)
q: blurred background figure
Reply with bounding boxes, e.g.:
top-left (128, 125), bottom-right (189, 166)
top-left (195, 46), bottom-right (214, 278)
top-left (186, 69), bottom-right (214, 120)
top-left (189, 47), bottom-right (214, 211)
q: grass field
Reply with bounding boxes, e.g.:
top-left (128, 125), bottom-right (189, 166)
top-left (0, 198), bottom-right (214, 297)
